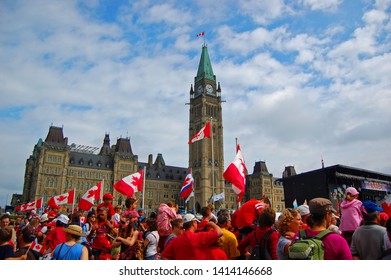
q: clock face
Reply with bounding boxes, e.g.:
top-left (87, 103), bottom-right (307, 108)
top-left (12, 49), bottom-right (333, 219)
top-left (206, 84), bottom-right (213, 94)
top-left (197, 85), bottom-right (203, 94)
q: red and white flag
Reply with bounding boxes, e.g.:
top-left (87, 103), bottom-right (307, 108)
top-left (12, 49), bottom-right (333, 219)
top-left (196, 31), bottom-right (205, 37)
top-left (48, 189), bottom-right (75, 209)
top-left (113, 170), bottom-right (144, 197)
top-left (30, 241), bottom-right (45, 254)
top-left (19, 198), bottom-right (43, 212)
top-left (223, 144), bottom-right (247, 203)
top-left (188, 122), bottom-right (211, 144)
top-left (180, 170), bottom-right (194, 199)
top-left (78, 182), bottom-right (102, 211)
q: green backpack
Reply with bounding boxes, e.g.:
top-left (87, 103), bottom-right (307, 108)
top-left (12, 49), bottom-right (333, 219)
top-left (288, 229), bottom-right (333, 260)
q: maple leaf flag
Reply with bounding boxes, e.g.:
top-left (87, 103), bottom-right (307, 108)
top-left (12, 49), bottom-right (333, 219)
top-left (223, 144), bottom-right (247, 203)
top-left (20, 198), bottom-right (43, 212)
top-left (48, 189), bottom-right (75, 209)
top-left (180, 170), bottom-right (194, 199)
top-left (30, 241), bottom-right (45, 254)
top-left (196, 31), bottom-right (205, 37)
top-left (78, 182), bottom-right (102, 211)
top-left (188, 122), bottom-right (211, 144)
top-left (113, 170), bottom-right (144, 197)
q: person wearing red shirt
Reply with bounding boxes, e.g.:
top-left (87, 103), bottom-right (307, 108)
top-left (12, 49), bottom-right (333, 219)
top-left (97, 193), bottom-right (115, 221)
top-left (44, 214), bottom-right (69, 253)
top-left (235, 197), bottom-right (271, 235)
top-left (162, 214), bottom-right (223, 260)
top-left (90, 206), bottom-right (115, 260)
top-left (237, 208), bottom-right (279, 260)
top-left (197, 206), bottom-right (211, 232)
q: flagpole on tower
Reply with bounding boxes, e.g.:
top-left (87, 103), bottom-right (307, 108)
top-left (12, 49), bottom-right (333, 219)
top-left (210, 116), bottom-right (215, 211)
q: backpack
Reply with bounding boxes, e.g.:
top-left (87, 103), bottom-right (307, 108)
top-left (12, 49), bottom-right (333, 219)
top-left (250, 229), bottom-right (274, 260)
top-left (288, 229), bottom-right (333, 260)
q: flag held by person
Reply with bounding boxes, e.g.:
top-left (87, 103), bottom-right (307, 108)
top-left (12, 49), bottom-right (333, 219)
top-left (48, 189), bottom-right (75, 209)
top-left (213, 192), bottom-right (225, 202)
top-left (188, 122), bottom-right (211, 144)
top-left (18, 198), bottom-right (43, 212)
top-left (29, 241), bottom-right (45, 254)
top-left (78, 182), bottom-right (102, 211)
top-left (180, 170), bottom-right (194, 199)
top-left (113, 170), bottom-right (144, 197)
top-left (223, 144), bottom-right (247, 203)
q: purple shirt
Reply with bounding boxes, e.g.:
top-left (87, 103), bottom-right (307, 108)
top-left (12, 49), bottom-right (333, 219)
top-left (293, 229), bottom-right (353, 260)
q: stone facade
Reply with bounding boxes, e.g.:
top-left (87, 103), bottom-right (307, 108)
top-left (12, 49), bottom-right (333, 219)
top-left (22, 126), bottom-right (188, 213)
top-left (246, 161), bottom-right (285, 212)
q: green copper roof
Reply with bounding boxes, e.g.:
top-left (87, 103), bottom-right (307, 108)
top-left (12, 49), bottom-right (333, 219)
top-left (196, 45), bottom-right (215, 83)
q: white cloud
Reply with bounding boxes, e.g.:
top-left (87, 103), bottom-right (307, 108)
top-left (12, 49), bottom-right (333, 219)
top-left (139, 3), bottom-right (192, 25)
top-left (299, 0), bottom-right (343, 11)
top-left (238, 0), bottom-right (287, 25)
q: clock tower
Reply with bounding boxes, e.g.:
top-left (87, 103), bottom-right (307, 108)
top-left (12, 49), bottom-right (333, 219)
top-left (188, 45), bottom-right (225, 212)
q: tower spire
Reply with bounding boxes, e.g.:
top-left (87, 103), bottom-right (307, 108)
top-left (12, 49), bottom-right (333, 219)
top-left (196, 45), bottom-right (215, 83)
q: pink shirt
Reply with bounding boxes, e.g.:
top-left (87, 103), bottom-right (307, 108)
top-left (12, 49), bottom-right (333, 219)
top-left (157, 204), bottom-right (177, 237)
top-left (339, 199), bottom-right (363, 232)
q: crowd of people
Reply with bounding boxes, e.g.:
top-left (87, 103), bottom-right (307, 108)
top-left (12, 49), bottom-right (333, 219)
top-left (1, 188), bottom-right (390, 260)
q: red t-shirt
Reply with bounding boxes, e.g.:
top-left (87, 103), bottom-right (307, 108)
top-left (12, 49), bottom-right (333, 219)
top-left (91, 221), bottom-right (111, 250)
top-left (197, 219), bottom-right (209, 232)
top-left (235, 199), bottom-right (265, 229)
top-left (99, 253), bottom-right (112, 260)
top-left (162, 230), bottom-right (219, 260)
top-left (205, 246), bottom-right (229, 260)
top-left (97, 203), bottom-right (115, 219)
top-left (46, 227), bottom-right (66, 251)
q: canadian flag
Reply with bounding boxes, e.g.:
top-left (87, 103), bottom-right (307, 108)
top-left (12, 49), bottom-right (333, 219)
top-left (78, 182), bottom-right (102, 211)
top-left (196, 31), bottom-right (205, 37)
top-left (188, 122), bottom-right (211, 144)
top-left (180, 170), bottom-right (194, 199)
top-left (223, 144), bottom-right (247, 203)
top-left (30, 241), bottom-right (45, 254)
top-left (18, 198), bottom-right (43, 212)
top-left (113, 170), bottom-right (144, 197)
top-left (48, 189), bottom-right (75, 209)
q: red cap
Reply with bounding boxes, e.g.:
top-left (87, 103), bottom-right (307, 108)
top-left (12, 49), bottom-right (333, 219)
top-left (103, 193), bottom-right (114, 200)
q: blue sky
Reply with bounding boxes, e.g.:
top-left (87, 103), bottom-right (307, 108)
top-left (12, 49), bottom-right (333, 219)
top-left (0, 0), bottom-right (390, 207)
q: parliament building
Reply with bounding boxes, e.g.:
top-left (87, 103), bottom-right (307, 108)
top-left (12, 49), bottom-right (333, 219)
top-left (20, 45), bottom-right (285, 213)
